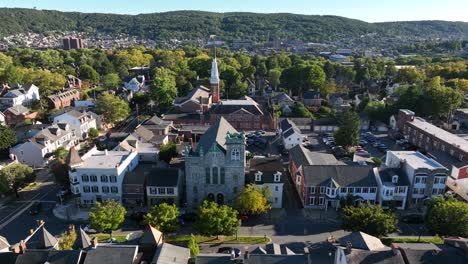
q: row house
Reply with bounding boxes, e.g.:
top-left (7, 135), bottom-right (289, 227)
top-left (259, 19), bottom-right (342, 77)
top-left (47, 89), bottom-right (80, 109)
top-left (67, 146), bottom-right (139, 205)
top-left (53, 110), bottom-right (97, 140)
top-left (146, 167), bottom-right (181, 206)
top-left (246, 157), bottom-right (285, 208)
top-left (375, 168), bottom-right (409, 210)
top-left (3, 105), bottom-right (38, 127)
top-left (0, 84), bottom-right (40, 110)
top-left (302, 165), bottom-right (379, 210)
top-left (397, 109), bottom-right (468, 162)
top-left (10, 123), bottom-right (77, 167)
top-left (385, 151), bottom-right (449, 208)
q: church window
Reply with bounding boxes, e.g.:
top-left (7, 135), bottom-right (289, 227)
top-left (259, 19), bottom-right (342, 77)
top-left (220, 168), bottom-right (225, 184)
top-left (212, 167), bottom-right (219, 184)
top-left (205, 167), bottom-right (211, 184)
top-left (231, 148), bottom-right (240, 161)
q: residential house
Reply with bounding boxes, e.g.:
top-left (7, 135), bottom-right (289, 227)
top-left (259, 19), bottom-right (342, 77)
top-left (385, 151), bottom-right (449, 207)
top-left (3, 105), bottom-right (37, 127)
top-left (302, 90), bottom-right (321, 111)
top-left (67, 146), bottom-right (139, 205)
top-left (328, 94), bottom-right (352, 112)
top-left (185, 117), bottom-right (246, 210)
top-left (65, 75), bottom-right (82, 89)
top-left (375, 168), bottom-right (409, 209)
top-left (123, 76), bottom-right (145, 93)
top-left (47, 89), bottom-right (80, 109)
top-left (397, 109), bottom-right (468, 162)
top-left (10, 123), bottom-right (77, 167)
top-left (13, 124), bottom-right (48, 142)
top-left (448, 108), bottom-right (468, 130)
top-left (446, 164), bottom-right (468, 202)
top-left (394, 240), bottom-right (468, 264)
top-left (278, 118), bottom-right (303, 150)
top-left (272, 93), bottom-right (294, 108)
top-left (0, 84), bottom-right (40, 109)
top-left (246, 157), bottom-right (285, 208)
top-left (122, 164), bottom-right (148, 206)
top-left (151, 243), bottom-right (190, 264)
top-left (173, 85), bottom-right (212, 113)
top-left (138, 224), bottom-right (163, 263)
top-left (83, 245), bottom-right (139, 264)
top-left (114, 134), bottom-right (159, 162)
top-left (147, 167), bottom-right (182, 206)
top-left (53, 110), bottom-right (97, 140)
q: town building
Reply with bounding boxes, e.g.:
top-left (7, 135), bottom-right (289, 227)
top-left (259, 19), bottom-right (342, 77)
top-left (173, 85), bottom-right (212, 113)
top-left (3, 105), bottom-right (37, 127)
top-left (10, 123), bottom-right (77, 167)
top-left (123, 76), bottom-right (145, 93)
top-left (0, 84), bottom-right (40, 109)
top-left (312, 118), bottom-right (339, 133)
top-left (63, 37), bottom-right (83, 50)
top-left (302, 90), bottom-right (321, 111)
top-left (278, 118), bottom-right (303, 150)
top-left (67, 146), bottom-right (139, 205)
top-left (385, 151), bottom-right (449, 207)
top-left (375, 168), bottom-right (409, 209)
top-left (47, 89), bottom-right (81, 109)
top-left (146, 167), bottom-right (182, 206)
top-left (246, 157), bottom-right (285, 208)
top-left (53, 110), bottom-right (97, 140)
top-left (185, 117), bottom-right (246, 210)
top-left (446, 164), bottom-right (468, 202)
top-left (397, 109), bottom-right (468, 162)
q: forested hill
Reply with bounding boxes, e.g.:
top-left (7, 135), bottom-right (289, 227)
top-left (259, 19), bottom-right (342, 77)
top-left (0, 8), bottom-right (467, 42)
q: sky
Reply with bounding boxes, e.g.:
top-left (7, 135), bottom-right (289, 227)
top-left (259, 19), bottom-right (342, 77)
top-left (0, 0), bottom-right (467, 22)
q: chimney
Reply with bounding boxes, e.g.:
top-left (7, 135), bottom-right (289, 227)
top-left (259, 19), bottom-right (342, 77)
top-left (390, 243), bottom-right (400, 256)
top-left (244, 251), bottom-right (249, 260)
top-left (91, 237), bottom-right (98, 248)
top-left (345, 241), bottom-right (352, 254)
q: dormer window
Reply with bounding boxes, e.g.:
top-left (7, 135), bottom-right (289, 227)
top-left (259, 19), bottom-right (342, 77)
top-left (392, 175), bottom-right (398, 184)
top-left (255, 171), bottom-right (262, 182)
top-left (231, 148), bottom-right (240, 161)
top-left (274, 172), bottom-right (281, 182)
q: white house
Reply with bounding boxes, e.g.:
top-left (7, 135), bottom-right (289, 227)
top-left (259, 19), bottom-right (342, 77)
top-left (278, 119), bottom-right (303, 150)
top-left (246, 157), bottom-right (284, 208)
top-left (375, 168), bottom-right (409, 210)
top-left (123, 76), bottom-right (145, 93)
top-left (67, 146), bottom-right (139, 205)
top-left (114, 133), bottom-right (159, 162)
top-left (10, 123), bottom-right (77, 167)
top-left (53, 110), bottom-right (97, 140)
top-left (0, 84), bottom-right (40, 109)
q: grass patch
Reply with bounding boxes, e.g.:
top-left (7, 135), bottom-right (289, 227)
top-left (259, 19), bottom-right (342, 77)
top-left (94, 234), bottom-right (128, 243)
top-left (381, 236), bottom-right (444, 246)
top-left (165, 235), bottom-right (270, 245)
top-left (21, 182), bottom-right (40, 192)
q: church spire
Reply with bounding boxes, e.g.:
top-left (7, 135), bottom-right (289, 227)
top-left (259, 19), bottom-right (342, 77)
top-left (210, 49), bottom-right (220, 104)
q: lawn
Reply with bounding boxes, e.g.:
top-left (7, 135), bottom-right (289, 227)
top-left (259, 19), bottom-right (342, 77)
top-left (165, 235), bottom-right (271, 245)
top-left (94, 234), bottom-right (128, 243)
top-left (381, 236), bottom-right (444, 246)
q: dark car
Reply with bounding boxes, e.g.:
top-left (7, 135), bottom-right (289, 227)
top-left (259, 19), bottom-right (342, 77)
top-left (401, 214), bottom-right (424, 224)
top-left (218, 247), bottom-right (241, 258)
top-left (29, 202), bottom-right (42, 215)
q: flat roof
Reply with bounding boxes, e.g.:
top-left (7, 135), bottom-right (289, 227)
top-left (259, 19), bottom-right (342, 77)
top-left (219, 100), bottom-right (257, 105)
top-left (389, 151), bottom-right (446, 170)
top-left (80, 150), bottom-right (133, 169)
top-left (409, 117), bottom-right (468, 153)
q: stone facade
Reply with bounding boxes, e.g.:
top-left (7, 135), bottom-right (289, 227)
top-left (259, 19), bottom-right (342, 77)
top-left (185, 118), bottom-right (246, 210)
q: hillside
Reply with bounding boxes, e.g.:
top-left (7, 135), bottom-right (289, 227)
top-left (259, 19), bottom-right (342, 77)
top-left (0, 8), bottom-right (467, 42)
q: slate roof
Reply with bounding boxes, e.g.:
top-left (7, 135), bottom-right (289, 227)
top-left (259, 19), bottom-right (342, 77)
top-left (302, 90), bottom-right (320, 99)
top-left (246, 157), bottom-right (285, 184)
top-left (5, 105), bottom-right (30, 115)
top-left (307, 242), bottom-right (337, 264)
top-left (146, 167), bottom-right (180, 187)
top-left (345, 249), bottom-right (405, 264)
top-left (397, 243), bottom-right (467, 264)
top-left (25, 225), bottom-right (58, 249)
top-left (75, 227), bottom-right (92, 249)
top-left (313, 118), bottom-right (339, 126)
top-left (151, 243), bottom-right (190, 264)
top-left (279, 118), bottom-right (293, 132)
top-left (83, 245), bottom-right (138, 264)
top-left (195, 117), bottom-right (237, 154)
top-left (139, 225), bottom-right (163, 246)
top-left (273, 93), bottom-right (294, 103)
top-left (123, 164), bottom-right (150, 185)
top-left (339, 232), bottom-right (386, 251)
top-left (15, 250), bottom-right (82, 264)
top-left (0, 235), bottom-right (10, 251)
top-left (174, 86), bottom-right (210, 105)
top-left (378, 168), bottom-right (410, 187)
top-left (303, 165), bottom-right (378, 187)
top-left (195, 254), bottom-right (233, 264)
top-left (289, 145), bottom-right (342, 167)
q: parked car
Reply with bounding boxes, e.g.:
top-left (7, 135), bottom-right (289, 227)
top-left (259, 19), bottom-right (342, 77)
top-left (29, 202), bottom-right (42, 215)
top-left (218, 247), bottom-right (242, 258)
top-left (401, 214), bottom-right (424, 224)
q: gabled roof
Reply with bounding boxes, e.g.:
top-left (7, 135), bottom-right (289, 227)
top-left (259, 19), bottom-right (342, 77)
top-left (151, 243), bottom-right (190, 264)
top-left (138, 225), bottom-right (163, 246)
top-left (174, 86), bottom-right (210, 105)
top-left (346, 249), bottom-right (405, 264)
top-left (273, 93), bottom-right (293, 102)
top-left (339, 232), bottom-right (386, 251)
top-left (83, 245), bottom-right (138, 264)
top-left (74, 226), bottom-right (92, 249)
top-left (15, 249), bottom-right (82, 264)
top-left (67, 146), bottom-right (83, 167)
top-left (289, 145), bottom-right (342, 167)
top-left (302, 90), bottom-right (320, 99)
top-left (0, 236), bottom-right (10, 251)
top-left (303, 165), bottom-right (378, 187)
top-left (195, 117), bottom-right (238, 153)
top-left (211, 99), bottom-right (264, 115)
top-left (4, 105), bottom-right (30, 115)
top-left (25, 225), bottom-right (58, 249)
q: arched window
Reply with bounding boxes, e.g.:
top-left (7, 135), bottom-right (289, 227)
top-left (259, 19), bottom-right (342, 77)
top-left (231, 148), bottom-right (240, 161)
top-left (220, 168), bottom-right (225, 184)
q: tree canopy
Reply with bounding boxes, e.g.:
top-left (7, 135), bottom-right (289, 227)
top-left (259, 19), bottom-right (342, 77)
top-left (88, 200), bottom-right (127, 238)
top-left (195, 200), bottom-right (241, 238)
top-left (341, 205), bottom-right (398, 237)
top-left (0, 125), bottom-right (17, 150)
top-left (334, 111), bottom-right (360, 148)
top-left (144, 203), bottom-right (180, 233)
top-left (150, 67), bottom-right (177, 105)
top-left (425, 196), bottom-right (468, 237)
top-left (159, 141), bottom-right (178, 163)
top-left (234, 184), bottom-right (271, 215)
top-left (0, 163), bottom-right (35, 196)
top-left (95, 92), bottom-right (130, 124)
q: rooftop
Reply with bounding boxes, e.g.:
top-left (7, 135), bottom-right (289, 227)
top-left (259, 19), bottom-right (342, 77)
top-left (388, 151), bottom-right (447, 170)
top-left (79, 150), bottom-right (133, 169)
top-left (408, 117), bottom-right (468, 153)
top-left (303, 165), bottom-right (378, 188)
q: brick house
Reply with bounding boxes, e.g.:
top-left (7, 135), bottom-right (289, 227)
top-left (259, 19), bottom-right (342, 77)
top-left (3, 105), bottom-right (37, 127)
top-left (47, 89), bottom-right (80, 109)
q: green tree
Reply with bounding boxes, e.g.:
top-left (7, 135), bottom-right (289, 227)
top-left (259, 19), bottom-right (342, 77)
top-left (102, 73), bottom-right (121, 90)
top-left (425, 196), bottom-right (468, 237)
top-left (234, 184), bottom-right (271, 215)
top-left (88, 127), bottom-right (99, 139)
top-left (52, 160), bottom-right (70, 186)
top-left (334, 111), bottom-right (360, 148)
top-left (58, 225), bottom-right (77, 250)
top-left (159, 141), bottom-right (178, 163)
top-left (150, 67), bottom-right (177, 106)
top-left (0, 125), bottom-right (17, 150)
top-left (303, 64), bottom-right (326, 92)
top-left (144, 203), bottom-right (180, 233)
top-left (95, 92), bottom-right (130, 124)
top-left (291, 102), bottom-right (315, 119)
top-left (395, 68), bottom-right (426, 84)
top-left (341, 205), bottom-right (398, 237)
top-left (79, 64), bottom-right (100, 83)
top-left (268, 68), bottom-right (282, 90)
top-left (0, 163), bottom-right (34, 197)
top-left (363, 101), bottom-right (390, 123)
top-left (53, 147), bottom-right (69, 161)
top-left (321, 78), bottom-right (337, 97)
top-left (88, 200), bottom-right (127, 239)
top-left (188, 234), bottom-right (199, 257)
top-left (195, 200), bottom-right (241, 239)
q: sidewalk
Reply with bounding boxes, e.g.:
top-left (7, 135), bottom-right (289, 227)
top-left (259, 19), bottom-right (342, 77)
top-left (53, 202), bottom-right (90, 222)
